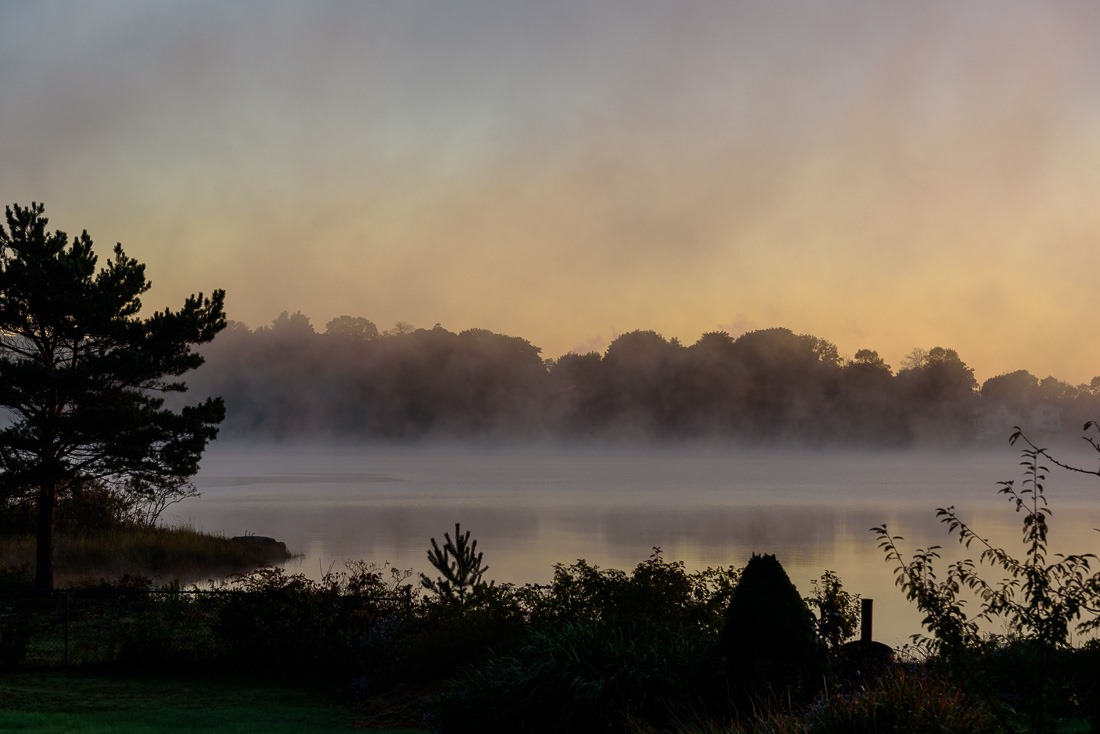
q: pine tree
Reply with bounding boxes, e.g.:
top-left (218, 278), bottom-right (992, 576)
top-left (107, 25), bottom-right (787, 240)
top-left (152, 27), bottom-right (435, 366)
top-left (420, 523), bottom-right (492, 603)
top-left (0, 203), bottom-right (226, 589)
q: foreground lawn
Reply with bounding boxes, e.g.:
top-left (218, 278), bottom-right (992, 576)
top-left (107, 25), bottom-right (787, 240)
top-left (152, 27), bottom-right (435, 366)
top-left (0, 672), bottom-right (427, 734)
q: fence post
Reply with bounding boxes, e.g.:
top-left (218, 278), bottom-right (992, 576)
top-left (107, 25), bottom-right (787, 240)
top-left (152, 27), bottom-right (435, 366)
top-left (63, 590), bottom-right (70, 667)
top-left (861, 598), bottom-right (873, 643)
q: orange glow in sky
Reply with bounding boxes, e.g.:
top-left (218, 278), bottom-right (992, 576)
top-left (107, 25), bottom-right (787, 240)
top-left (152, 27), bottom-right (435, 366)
top-left (3, 1), bottom-right (1099, 383)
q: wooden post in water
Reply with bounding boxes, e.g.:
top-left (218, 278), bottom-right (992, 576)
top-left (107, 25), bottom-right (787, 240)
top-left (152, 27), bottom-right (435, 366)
top-left (861, 598), bottom-right (873, 642)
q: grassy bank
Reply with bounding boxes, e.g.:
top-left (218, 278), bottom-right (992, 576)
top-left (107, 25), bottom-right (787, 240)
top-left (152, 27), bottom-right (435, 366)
top-left (0, 527), bottom-right (291, 586)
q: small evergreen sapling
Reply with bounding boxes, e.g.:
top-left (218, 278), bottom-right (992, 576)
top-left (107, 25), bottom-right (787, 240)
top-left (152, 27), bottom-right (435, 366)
top-left (420, 523), bottom-right (493, 603)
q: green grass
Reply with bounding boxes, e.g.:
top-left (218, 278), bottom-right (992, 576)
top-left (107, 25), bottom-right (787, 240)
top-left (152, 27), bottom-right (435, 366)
top-left (0, 672), bottom-right (427, 733)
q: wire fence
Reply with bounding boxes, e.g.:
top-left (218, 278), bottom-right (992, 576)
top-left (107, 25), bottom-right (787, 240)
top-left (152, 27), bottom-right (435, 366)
top-left (0, 587), bottom-right (413, 670)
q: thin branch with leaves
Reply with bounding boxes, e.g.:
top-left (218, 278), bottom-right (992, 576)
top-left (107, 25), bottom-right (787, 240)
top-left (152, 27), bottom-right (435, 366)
top-left (874, 423), bottom-right (1100, 732)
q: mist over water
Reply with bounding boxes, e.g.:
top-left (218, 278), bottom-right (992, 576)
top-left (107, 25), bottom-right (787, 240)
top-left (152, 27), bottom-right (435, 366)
top-left (178, 442), bottom-right (1100, 646)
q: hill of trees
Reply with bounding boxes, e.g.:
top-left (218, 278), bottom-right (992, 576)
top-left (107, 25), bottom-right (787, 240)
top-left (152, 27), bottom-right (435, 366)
top-left (184, 312), bottom-right (1100, 445)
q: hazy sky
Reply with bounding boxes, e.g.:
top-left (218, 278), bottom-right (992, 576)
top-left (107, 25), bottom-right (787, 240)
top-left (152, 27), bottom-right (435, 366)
top-left (3, 1), bottom-right (1099, 382)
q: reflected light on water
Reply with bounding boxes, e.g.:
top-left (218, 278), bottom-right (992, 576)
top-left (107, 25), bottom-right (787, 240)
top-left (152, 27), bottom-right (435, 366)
top-left (176, 444), bottom-right (1100, 646)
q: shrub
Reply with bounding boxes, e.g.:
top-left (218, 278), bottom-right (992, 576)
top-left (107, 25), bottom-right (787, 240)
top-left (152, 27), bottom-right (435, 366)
top-left (528, 548), bottom-right (740, 634)
top-left (430, 621), bottom-right (716, 734)
top-left (375, 526), bottom-right (527, 689)
top-left (805, 570), bottom-right (860, 652)
top-left (103, 583), bottom-right (219, 669)
top-left (874, 423), bottom-right (1100, 732)
top-left (212, 562), bottom-right (413, 676)
top-left (720, 553), bottom-right (825, 702)
top-left (382, 581), bottom-right (528, 691)
top-left (0, 605), bottom-right (31, 668)
top-left (414, 547), bottom-right (742, 731)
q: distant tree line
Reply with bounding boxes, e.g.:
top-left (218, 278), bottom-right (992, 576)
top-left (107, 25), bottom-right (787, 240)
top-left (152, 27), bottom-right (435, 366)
top-left (185, 312), bottom-right (1100, 445)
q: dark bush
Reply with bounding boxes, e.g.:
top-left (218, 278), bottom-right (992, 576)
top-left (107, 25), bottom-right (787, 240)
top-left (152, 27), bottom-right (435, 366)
top-left (0, 606), bottom-right (31, 668)
top-left (1064, 639), bottom-right (1100, 728)
top-left (430, 621), bottom-right (716, 734)
top-left (384, 582), bottom-right (528, 691)
top-left (527, 548), bottom-right (740, 634)
top-left (805, 569), bottom-right (860, 651)
top-left (212, 563), bottom-right (412, 676)
top-left (720, 553), bottom-right (824, 700)
top-left (874, 424), bottom-right (1100, 731)
top-left (424, 550), bottom-right (742, 731)
top-left (56, 576), bottom-right (210, 670)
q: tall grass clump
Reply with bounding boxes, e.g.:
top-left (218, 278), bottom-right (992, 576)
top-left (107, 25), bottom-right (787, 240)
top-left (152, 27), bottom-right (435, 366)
top-left (702, 667), bottom-right (1000, 734)
top-left (0, 527), bottom-right (290, 586)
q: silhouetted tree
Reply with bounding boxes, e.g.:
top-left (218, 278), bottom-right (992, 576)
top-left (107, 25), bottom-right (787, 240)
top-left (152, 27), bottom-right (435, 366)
top-left (682, 331), bottom-right (744, 434)
top-left (1072, 377), bottom-right (1100, 430)
top-left (836, 349), bottom-right (905, 445)
top-left (244, 312), bottom-right (327, 436)
top-left (383, 320), bottom-right (415, 337)
top-left (850, 348), bottom-right (890, 372)
top-left (729, 328), bottom-right (840, 441)
top-left (896, 345), bottom-right (978, 444)
top-left (1038, 375), bottom-right (1077, 402)
top-left (260, 310), bottom-right (316, 343)
top-left (0, 203), bottom-right (226, 589)
top-left (324, 314), bottom-right (379, 342)
top-left (900, 347), bottom-right (929, 371)
top-left (980, 369), bottom-right (1040, 406)
top-left (420, 523), bottom-right (493, 604)
top-left (601, 330), bottom-right (685, 435)
top-left (440, 328), bottom-right (548, 434)
top-left (720, 553), bottom-right (824, 700)
top-left (799, 334), bottom-right (842, 368)
top-left (547, 351), bottom-right (605, 434)
top-left (180, 310), bottom-right (1073, 448)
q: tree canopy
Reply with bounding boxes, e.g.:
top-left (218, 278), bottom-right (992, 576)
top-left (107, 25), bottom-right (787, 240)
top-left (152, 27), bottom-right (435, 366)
top-left (0, 203), bottom-right (226, 588)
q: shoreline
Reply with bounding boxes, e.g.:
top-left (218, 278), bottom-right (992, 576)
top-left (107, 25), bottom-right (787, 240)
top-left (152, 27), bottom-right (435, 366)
top-left (0, 527), bottom-right (293, 588)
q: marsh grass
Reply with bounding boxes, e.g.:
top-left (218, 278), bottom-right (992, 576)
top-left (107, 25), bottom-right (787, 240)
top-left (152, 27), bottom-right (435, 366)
top-left (675, 668), bottom-right (1001, 734)
top-left (0, 527), bottom-right (290, 586)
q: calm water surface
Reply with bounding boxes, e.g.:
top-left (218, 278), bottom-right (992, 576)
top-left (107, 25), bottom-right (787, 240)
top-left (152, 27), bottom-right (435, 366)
top-left (177, 442), bottom-right (1100, 645)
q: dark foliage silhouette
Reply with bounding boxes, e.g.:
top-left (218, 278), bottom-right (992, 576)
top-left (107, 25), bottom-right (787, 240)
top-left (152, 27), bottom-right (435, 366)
top-left (0, 203), bottom-right (225, 589)
top-left (874, 423), bottom-right (1100, 732)
top-left (179, 304), bottom-right (1100, 446)
top-left (420, 523), bottom-right (493, 604)
top-left (719, 553), bottom-right (824, 700)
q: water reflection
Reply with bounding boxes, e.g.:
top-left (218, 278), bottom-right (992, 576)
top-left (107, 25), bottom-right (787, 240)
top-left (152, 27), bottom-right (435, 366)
top-left (176, 444), bottom-right (1100, 645)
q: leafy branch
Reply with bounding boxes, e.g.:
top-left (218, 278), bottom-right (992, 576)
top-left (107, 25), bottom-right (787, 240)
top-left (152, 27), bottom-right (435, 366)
top-left (874, 423), bottom-right (1100, 732)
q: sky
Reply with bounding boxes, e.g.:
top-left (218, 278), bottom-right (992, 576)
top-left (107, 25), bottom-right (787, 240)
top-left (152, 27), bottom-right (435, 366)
top-left (2, 1), bottom-right (1099, 383)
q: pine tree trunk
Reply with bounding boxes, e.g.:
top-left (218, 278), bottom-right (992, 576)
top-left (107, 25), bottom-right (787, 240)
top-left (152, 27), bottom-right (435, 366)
top-left (34, 482), bottom-right (57, 590)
